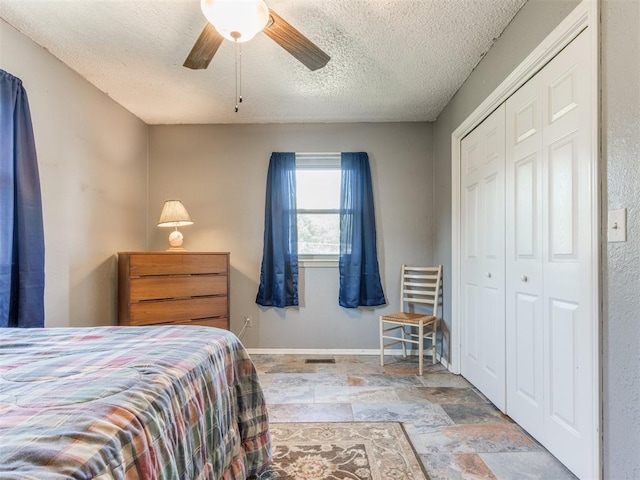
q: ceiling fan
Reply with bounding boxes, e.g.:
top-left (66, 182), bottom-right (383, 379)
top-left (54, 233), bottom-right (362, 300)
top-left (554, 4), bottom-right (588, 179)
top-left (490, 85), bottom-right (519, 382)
top-left (183, 0), bottom-right (331, 72)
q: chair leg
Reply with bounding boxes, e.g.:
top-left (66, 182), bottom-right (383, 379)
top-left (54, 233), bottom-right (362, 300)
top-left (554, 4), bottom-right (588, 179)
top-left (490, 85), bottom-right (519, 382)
top-left (432, 321), bottom-right (438, 365)
top-left (418, 322), bottom-right (424, 376)
top-left (379, 318), bottom-right (385, 367)
top-left (400, 326), bottom-right (407, 359)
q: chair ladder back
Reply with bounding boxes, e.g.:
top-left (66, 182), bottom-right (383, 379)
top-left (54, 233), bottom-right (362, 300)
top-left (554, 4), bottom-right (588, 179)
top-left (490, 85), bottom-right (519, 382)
top-left (400, 265), bottom-right (443, 316)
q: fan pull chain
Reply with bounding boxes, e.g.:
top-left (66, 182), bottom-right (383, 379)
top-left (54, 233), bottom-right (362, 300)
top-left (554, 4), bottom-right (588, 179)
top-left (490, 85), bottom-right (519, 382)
top-left (234, 39), bottom-right (239, 113)
top-left (239, 42), bottom-right (243, 106)
top-left (233, 39), bottom-right (244, 113)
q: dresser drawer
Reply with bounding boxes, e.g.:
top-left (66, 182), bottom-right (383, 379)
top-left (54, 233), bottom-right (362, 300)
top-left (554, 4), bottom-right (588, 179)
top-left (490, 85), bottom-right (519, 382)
top-left (129, 296), bottom-right (228, 326)
top-left (129, 254), bottom-right (228, 276)
top-left (129, 275), bottom-right (227, 301)
top-left (182, 317), bottom-right (229, 329)
top-left (118, 252), bottom-right (230, 330)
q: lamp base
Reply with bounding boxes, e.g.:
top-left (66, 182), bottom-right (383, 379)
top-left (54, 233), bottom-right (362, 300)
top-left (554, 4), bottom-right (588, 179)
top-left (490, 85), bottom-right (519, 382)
top-left (165, 246), bottom-right (186, 252)
top-left (167, 229), bottom-right (185, 250)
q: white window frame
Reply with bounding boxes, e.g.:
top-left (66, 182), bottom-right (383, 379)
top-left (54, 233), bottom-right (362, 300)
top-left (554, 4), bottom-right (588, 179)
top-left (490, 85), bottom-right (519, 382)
top-left (296, 152), bottom-right (340, 268)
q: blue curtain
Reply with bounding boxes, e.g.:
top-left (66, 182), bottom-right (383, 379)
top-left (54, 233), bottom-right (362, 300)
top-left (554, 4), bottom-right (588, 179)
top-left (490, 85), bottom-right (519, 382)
top-left (0, 70), bottom-right (45, 328)
top-left (339, 152), bottom-right (386, 308)
top-left (256, 152), bottom-right (298, 307)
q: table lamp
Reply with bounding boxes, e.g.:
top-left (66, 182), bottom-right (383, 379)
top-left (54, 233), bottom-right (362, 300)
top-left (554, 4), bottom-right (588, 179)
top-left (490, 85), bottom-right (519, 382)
top-left (157, 200), bottom-right (193, 251)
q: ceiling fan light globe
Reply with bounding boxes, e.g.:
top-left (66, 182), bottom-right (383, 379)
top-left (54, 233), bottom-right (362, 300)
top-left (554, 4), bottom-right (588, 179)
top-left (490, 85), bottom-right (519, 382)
top-left (201, 0), bottom-right (270, 43)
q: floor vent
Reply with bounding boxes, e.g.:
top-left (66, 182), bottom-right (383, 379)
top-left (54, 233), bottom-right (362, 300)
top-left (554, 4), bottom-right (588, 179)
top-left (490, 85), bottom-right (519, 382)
top-left (304, 358), bottom-right (336, 364)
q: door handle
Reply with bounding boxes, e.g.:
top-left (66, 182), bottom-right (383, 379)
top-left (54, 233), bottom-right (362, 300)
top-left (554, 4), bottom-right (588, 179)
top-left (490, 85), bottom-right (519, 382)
top-left (521, 275), bottom-right (528, 282)
top-left (486, 272), bottom-right (492, 278)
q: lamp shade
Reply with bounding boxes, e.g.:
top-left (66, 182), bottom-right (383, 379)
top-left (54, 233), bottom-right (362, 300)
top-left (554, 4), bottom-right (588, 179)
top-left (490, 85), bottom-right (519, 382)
top-left (157, 200), bottom-right (194, 227)
top-left (201, 0), bottom-right (270, 42)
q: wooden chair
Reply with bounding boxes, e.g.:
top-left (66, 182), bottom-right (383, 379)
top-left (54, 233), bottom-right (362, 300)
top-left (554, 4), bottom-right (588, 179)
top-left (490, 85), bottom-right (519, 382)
top-left (379, 265), bottom-right (443, 375)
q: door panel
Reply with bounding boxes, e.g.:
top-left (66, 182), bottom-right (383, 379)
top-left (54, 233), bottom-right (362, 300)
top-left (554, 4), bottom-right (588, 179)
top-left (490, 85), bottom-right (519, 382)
top-left (465, 185), bottom-right (479, 259)
top-left (460, 104), bottom-right (506, 411)
top-left (515, 155), bottom-right (536, 257)
top-left (505, 30), bottom-right (594, 479)
top-left (548, 134), bottom-right (578, 259)
top-left (464, 283), bottom-right (479, 361)
top-left (481, 285), bottom-right (500, 376)
top-left (541, 30), bottom-right (593, 478)
top-left (549, 298), bottom-right (579, 432)
top-left (484, 173), bottom-right (500, 259)
top-left (506, 71), bottom-right (545, 438)
top-left (514, 292), bottom-right (541, 406)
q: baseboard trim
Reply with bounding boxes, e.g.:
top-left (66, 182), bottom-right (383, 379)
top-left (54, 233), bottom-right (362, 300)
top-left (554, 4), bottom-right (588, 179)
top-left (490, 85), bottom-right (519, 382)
top-left (246, 348), bottom-right (443, 363)
top-left (245, 348), bottom-right (397, 356)
top-left (436, 352), bottom-right (450, 370)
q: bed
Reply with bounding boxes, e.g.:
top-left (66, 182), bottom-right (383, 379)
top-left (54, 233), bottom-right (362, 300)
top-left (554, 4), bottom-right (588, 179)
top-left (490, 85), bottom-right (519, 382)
top-left (0, 326), bottom-right (271, 479)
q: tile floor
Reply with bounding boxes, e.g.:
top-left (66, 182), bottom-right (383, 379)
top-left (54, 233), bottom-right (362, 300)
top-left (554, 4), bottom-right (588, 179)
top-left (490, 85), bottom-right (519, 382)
top-left (251, 354), bottom-right (577, 480)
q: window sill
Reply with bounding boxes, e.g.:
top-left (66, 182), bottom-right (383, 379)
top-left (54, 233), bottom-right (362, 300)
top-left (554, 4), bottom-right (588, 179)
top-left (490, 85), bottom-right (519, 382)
top-left (299, 257), bottom-right (339, 268)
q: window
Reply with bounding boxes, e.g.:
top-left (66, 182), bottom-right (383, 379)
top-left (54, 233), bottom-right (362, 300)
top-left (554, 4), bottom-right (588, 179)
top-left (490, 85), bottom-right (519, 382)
top-left (256, 151), bottom-right (385, 307)
top-left (296, 153), bottom-right (340, 262)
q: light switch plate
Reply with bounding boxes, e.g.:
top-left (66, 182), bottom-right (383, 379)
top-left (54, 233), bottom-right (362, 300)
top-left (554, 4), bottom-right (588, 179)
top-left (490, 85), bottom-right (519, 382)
top-left (608, 208), bottom-right (627, 242)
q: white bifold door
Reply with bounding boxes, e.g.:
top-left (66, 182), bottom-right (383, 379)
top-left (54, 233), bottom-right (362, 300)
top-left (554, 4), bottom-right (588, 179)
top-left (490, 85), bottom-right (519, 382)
top-left (460, 105), bottom-right (506, 412)
top-left (505, 30), bottom-right (594, 479)
top-left (460, 30), bottom-right (595, 479)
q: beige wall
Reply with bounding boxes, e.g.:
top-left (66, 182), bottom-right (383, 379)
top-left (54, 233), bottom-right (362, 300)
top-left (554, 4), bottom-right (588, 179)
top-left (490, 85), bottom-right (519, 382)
top-left (148, 123), bottom-right (433, 348)
top-left (0, 20), bottom-right (148, 327)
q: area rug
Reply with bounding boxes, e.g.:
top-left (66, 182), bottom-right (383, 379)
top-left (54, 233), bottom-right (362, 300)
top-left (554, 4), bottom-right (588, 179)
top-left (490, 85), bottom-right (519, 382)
top-left (258, 422), bottom-right (429, 479)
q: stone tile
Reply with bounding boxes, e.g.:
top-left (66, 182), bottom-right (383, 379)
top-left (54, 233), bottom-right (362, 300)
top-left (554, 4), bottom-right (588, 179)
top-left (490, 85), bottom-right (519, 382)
top-left (347, 374), bottom-right (424, 387)
top-left (412, 424), bottom-right (542, 454)
top-left (267, 403), bottom-right (353, 422)
top-left (479, 452), bottom-right (577, 479)
top-left (252, 363), bottom-right (278, 375)
top-left (256, 373), bottom-right (275, 388)
top-left (272, 354), bottom-right (321, 363)
top-left (315, 362), bottom-right (385, 374)
top-left (396, 387), bottom-right (485, 404)
top-left (383, 359), bottom-right (449, 375)
top-left (251, 354), bottom-right (570, 478)
top-left (440, 403), bottom-right (512, 425)
top-left (420, 453), bottom-right (498, 480)
top-left (471, 387), bottom-right (492, 403)
top-left (262, 386), bottom-right (315, 404)
top-left (263, 363), bottom-right (318, 374)
top-left (352, 403), bottom-right (454, 432)
top-left (248, 354), bottom-right (283, 364)
top-left (419, 374), bottom-right (474, 388)
top-left (270, 373), bottom-right (348, 387)
top-left (314, 386), bottom-right (400, 403)
top-left (332, 355), bottom-right (364, 363)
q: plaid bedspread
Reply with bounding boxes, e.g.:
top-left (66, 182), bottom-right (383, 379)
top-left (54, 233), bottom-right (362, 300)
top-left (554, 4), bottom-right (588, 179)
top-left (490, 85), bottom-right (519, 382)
top-left (0, 326), bottom-right (271, 479)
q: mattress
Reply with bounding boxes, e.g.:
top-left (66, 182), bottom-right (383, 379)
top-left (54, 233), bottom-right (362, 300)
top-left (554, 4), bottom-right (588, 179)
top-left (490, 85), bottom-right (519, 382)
top-left (0, 326), bottom-right (271, 479)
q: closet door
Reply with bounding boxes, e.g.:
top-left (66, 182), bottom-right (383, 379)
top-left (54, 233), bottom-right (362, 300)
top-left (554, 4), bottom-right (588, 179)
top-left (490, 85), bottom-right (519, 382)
top-left (505, 72), bottom-right (545, 439)
top-left (541, 30), bottom-right (594, 478)
top-left (506, 30), bottom-right (594, 479)
top-left (460, 104), bottom-right (506, 411)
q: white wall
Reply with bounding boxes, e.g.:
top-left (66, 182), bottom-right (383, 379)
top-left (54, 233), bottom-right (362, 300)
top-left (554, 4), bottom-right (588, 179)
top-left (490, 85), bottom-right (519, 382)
top-left (148, 123), bottom-right (433, 349)
top-left (0, 20), bottom-right (148, 327)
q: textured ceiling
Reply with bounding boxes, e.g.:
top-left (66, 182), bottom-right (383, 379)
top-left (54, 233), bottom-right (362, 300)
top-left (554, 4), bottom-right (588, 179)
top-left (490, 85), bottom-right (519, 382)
top-left (0, 0), bottom-right (527, 125)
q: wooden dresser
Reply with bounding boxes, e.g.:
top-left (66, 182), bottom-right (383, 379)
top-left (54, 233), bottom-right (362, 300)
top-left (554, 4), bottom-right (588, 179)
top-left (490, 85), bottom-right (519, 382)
top-left (118, 252), bottom-right (229, 330)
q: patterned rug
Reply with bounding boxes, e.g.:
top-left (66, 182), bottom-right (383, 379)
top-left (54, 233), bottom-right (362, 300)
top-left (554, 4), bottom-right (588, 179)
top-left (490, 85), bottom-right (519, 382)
top-left (258, 422), bottom-right (429, 479)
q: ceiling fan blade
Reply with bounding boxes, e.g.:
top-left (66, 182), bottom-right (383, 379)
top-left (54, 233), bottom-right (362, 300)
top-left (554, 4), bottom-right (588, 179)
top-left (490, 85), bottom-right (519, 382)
top-left (183, 23), bottom-right (224, 70)
top-left (263, 9), bottom-right (330, 71)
